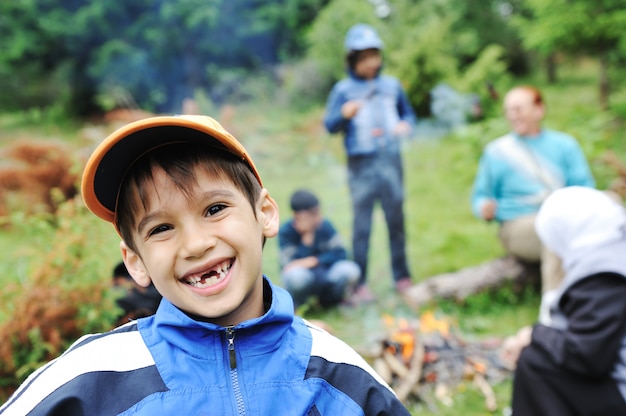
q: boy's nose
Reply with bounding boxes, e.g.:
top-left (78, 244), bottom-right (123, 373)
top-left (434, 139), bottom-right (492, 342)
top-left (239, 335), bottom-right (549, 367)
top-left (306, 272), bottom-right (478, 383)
top-left (180, 226), bottom-right (217, 259)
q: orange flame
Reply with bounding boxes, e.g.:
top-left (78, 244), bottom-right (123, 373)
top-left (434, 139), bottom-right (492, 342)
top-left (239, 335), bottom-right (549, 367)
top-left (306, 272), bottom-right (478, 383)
top-left (382, 314), bottom-right (416, 364)
top-left (419, 310), bottom-right (450, 338)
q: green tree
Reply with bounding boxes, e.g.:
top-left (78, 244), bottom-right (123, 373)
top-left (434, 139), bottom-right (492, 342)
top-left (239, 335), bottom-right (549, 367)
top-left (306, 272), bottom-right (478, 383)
top-left (0, 1), bottom-right (76, 111)
top-left (306, 0), bottom-right (511, 116)
top-left (513, 0), bottom-right (626, 110)
top-left (0, 0), bottom-right (331, 116)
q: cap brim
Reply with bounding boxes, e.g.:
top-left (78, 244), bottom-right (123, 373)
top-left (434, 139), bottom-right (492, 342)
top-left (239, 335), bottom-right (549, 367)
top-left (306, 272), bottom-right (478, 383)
top-left (81, 115), bottom-right (261, 225)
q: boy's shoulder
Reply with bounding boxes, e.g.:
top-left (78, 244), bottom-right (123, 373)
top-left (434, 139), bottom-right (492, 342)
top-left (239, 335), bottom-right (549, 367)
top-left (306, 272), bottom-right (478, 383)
top-left (1, 322), bottom-right (157, 414)
top-left (301, 318), bottom-right (395, 396)
top-left (59, 322), bottom-right (153, 369)
top-left (303, 318), bottom-right (369, 366)
top-left (377, 73), bottom-right (400, 83)
top-left (317, 217), bottom-right (336, 230)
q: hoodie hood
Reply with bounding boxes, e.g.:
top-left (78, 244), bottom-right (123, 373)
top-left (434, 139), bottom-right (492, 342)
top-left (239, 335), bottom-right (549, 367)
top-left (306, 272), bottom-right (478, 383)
top-left (344, 24), bottom-right (384, 51)
top-left (535, 186), bottom-right (626, 274)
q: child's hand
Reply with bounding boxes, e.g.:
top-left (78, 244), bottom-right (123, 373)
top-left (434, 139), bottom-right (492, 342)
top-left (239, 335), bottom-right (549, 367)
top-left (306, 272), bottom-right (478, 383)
top-left (284, 257), bottom-right (319, 272)
top-left (500, 326), bottom-right (532, 368)
top-left (341, 101), bottom-right (362, 119)
top-left (393, 120), bottom-right (412, 137)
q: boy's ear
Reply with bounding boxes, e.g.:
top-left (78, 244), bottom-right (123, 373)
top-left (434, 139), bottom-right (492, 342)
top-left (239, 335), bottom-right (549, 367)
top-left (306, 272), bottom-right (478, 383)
top-left (258, 188), bottom-right (279, 238)
top-left (120, 241), bottom-right (152, 288)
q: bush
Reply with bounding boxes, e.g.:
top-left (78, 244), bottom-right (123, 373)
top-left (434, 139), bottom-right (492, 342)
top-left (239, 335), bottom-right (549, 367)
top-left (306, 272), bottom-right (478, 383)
top-left (0, 140), bottom-right (79, 217)
top-left (0, 198), bottom-right (120, 401)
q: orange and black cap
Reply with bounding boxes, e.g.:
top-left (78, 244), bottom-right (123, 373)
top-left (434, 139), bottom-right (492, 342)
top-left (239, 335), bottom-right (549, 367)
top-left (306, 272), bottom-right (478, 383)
top-left (81, 115), bottom-right (262, 226)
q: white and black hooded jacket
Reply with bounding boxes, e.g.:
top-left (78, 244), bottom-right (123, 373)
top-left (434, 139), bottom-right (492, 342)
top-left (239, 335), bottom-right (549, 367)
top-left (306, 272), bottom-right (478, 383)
top-left (0, 277), bottom-right (409, 415)
top-left (534, 186), bottom-right (626, 402)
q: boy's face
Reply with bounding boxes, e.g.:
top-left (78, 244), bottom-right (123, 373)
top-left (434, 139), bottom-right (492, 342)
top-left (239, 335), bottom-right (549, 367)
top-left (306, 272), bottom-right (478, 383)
top-left (293, 207), bottom-right (321, 235)
top-left (120, 166), bottom-right (279, 327)
top-left (354, 48), bottom-right (382, 80)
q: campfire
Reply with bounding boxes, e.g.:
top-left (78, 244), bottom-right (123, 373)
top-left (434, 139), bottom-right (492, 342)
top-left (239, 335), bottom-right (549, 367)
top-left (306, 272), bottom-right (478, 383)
top-left (363, 311), bottom-right (512, 411)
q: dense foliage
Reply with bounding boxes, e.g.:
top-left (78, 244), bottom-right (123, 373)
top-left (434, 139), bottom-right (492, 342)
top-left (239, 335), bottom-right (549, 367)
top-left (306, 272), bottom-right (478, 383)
top-left (0, 198), bottom-right (120, 401)
top-left (2, 0), bottom-right (625, 118)
top-left (513, 0), bottom-right (626, 109)
top-left (0, 0), bottom-right (330, 114)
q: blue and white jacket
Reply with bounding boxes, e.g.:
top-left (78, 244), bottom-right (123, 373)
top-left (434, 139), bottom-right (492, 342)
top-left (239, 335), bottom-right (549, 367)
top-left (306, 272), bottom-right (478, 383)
top-left (324, 72), bottom-right (416, 157)
top-left (0, 278), bottom-right (408, 415)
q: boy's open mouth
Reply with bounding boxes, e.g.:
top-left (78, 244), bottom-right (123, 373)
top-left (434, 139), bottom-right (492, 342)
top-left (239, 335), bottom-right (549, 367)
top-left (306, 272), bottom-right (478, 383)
top-left (182, 259), bottom-right (233, 288)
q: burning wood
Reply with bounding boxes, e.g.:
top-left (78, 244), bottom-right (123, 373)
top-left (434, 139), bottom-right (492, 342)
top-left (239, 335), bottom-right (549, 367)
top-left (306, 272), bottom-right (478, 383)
top-left (364, 312), bottom-right (511, 411)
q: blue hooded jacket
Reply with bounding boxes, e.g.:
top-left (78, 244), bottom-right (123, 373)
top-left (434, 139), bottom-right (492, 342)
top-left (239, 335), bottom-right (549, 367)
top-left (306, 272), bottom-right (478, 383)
top-left (324, 73), bottom-right (416, 157)
top-left (1, 277), bottom-right (409, 415)
top-left (324, 24), bottom-right (416, 157)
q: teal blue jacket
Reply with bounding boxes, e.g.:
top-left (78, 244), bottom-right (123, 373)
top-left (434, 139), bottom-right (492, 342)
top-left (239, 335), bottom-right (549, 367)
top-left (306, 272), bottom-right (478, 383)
top-left (471, 129), bottom-right (595, 222)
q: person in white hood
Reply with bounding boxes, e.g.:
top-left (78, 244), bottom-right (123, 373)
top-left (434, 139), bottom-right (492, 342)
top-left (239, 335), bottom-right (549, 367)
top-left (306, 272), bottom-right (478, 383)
top-left (511, 186), bottom-right (626, 415)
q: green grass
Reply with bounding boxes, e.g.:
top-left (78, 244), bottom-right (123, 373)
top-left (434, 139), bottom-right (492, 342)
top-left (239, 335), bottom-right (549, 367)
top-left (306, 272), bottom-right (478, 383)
top-left (1, 58), bottom-right (625, 413)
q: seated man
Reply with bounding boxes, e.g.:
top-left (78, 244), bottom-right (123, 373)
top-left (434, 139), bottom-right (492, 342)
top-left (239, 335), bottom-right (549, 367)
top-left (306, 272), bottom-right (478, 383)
top-left (471, 85), bottom-right (595, 293)
top-left (511, 187), bottom-right (626, 415)
top-left (279, 189), bottom-right (360, 308)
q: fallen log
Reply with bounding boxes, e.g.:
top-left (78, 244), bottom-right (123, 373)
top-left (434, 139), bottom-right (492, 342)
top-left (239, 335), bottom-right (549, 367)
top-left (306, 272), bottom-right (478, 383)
top-left (402, 256), bottom-right (539, 307)
top-left (474, 372), bottom-right (497, 411)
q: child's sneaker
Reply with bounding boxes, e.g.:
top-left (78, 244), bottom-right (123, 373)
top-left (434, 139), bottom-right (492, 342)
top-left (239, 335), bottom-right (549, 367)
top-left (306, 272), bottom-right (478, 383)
top-left (395, 277), bottom-right (412, 293)
top-left (348, 284), bottom-right (376, 305)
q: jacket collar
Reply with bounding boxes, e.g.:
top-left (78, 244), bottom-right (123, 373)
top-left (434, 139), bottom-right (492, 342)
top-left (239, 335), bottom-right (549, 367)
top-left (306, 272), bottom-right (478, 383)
top-left (138, 277), bottom-right (295, 360)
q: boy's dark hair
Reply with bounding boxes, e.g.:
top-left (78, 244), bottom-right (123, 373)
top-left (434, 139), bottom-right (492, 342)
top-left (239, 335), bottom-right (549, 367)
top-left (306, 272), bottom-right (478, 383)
top-left (116, 141), bottom-right (262, 252)
top-left (346, 50), bottom-right (361, 71)
top-left (346, 49), bottom-right (382, 71)
top-left (290, 189), bottom-right (319, 212)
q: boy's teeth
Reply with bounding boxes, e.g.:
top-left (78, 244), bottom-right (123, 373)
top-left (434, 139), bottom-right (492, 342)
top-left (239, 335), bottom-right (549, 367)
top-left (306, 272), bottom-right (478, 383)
top-left (185, 260), bottom-right (231, 288)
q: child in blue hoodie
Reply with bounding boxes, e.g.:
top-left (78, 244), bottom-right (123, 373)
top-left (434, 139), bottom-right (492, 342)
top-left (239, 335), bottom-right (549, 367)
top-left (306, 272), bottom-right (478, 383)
top-left (324, 23), bottom-right (417, 303)
top-left (279, 189), bottom-right (360, 308)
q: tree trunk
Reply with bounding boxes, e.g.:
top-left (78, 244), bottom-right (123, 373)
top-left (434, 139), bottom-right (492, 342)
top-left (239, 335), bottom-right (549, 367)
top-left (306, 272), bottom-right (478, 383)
top-left (402, 256), bottom-right (539, 307)
top-left (599, 51), bottom-right (610, 111)
top-left (546, 53), bottom-right (557, 84)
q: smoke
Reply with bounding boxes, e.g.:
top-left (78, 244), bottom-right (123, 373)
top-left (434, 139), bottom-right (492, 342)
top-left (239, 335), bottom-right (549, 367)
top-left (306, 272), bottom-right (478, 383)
top-left (70, 1), bottom-right (285, 113)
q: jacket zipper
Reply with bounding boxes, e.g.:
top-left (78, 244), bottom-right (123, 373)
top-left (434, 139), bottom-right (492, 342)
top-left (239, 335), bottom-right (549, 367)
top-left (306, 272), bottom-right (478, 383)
top-left (226, 327), bottom-right (246, 415)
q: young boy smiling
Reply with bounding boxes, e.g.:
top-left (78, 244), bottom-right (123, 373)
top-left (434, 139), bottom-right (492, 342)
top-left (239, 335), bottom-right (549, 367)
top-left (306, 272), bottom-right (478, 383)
top-left (0, 115), bottom-right (410, 415)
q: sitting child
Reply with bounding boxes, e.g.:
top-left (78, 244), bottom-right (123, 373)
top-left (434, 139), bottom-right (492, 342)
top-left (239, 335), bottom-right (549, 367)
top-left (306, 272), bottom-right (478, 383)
top-left (111, 260), bottom-right (162, 325)
top-left (279, 189), bottom-right (360, 308)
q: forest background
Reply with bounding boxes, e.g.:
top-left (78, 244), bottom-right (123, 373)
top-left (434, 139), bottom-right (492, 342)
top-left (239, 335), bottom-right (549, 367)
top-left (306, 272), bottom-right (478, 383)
top-left (1, 0), bottom-right (626, 414)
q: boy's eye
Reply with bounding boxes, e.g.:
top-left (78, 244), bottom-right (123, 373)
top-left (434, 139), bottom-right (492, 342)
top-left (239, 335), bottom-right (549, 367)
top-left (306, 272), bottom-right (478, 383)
top-left (148, 224), bottom-right (172, 236)
top-left (206, 204), bottom-right (227, 216)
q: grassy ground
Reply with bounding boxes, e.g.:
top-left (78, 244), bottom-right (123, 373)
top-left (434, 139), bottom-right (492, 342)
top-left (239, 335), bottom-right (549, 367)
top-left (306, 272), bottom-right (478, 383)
top-left (1, 58), bottom-right (625, 413)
